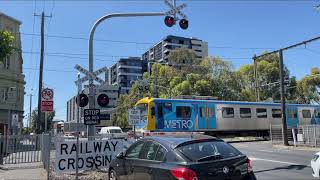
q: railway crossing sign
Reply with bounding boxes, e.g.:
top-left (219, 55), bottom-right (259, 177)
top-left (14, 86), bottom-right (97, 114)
top-left (74, 64), bottom-right (107, 85)
top-left (164, 0), bottom-right (187, 19)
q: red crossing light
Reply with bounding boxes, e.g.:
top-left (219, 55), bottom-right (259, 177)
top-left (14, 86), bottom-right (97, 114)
top-left (179, 19), bottom-right (189, 30)
top-left (97, 94), bottom-right (109, 107)
top-left (164, 16), bottom-right (175, 27)
top-left (77, 93), bottom-right (89, 107)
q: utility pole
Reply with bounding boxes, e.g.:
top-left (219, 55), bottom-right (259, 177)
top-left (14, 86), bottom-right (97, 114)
top-left (253, 55), bottom-right (260, 102)
top-left (35, 12), bottom-right (51, 134)
top-left (28, 93), bottom-right (33, 131)
top-left (278, 50), bottom-right (288, 146)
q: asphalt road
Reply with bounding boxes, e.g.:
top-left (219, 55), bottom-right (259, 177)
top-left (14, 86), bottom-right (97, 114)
top-left (232, 141), bottom-right (318, 180)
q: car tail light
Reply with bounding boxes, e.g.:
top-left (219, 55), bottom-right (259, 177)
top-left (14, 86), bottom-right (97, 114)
top-left (247, 159), bottom-right (253, 173)
top-left (171, 167), bottom-right (198, 180)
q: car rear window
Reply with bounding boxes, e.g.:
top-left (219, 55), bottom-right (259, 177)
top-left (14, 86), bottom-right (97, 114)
top-left (176, 141), bottom-right (241, 162)
top-left (109, 129), bottom-right (122, 133)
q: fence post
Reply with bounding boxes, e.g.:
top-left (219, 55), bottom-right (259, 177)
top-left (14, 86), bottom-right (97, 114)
top-left (47, 133), bottom-right (51, 180)
top-left (314, 126), bottom-right (317, 147)
top-left (270, 124), bottom-right (273, 142)
top-left (292, 128), bottom-right (297, 147)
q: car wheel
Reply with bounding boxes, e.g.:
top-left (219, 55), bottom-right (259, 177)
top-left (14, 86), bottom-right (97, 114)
top-left (109, 169), bottom-right (118, 180)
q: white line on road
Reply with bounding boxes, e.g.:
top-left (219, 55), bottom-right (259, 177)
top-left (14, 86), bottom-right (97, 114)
top-left (249, 157), bottom-right (310, 167)
top-left (258, 150), bottom-right (274, 153)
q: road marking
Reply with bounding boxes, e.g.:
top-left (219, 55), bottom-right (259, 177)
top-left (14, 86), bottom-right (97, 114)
top-left (249, 157), bottom-right (309, 166)
top-left (258, 150), bottom-right (274, 153)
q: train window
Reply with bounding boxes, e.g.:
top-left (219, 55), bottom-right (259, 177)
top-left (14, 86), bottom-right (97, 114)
top-left (302, 110), bottom-right (311, 118)
top-left (158, 105), bottom-right (164, 118)
top-left (209, 108), bottom-right (215, 117)
top-left (272, 109), bottom-right (282, 118)
top-left (240, 108), bottom-right (251, 118)
top-left (164, 103), bottom-right (172, 112)
top-left (288, 109), bottom-right (298, 118)
top-left (256, 108), bottom-right (267, 118)
top-left (222, 107), bottom-right (234, 118)
top-left (151, 107), bottom-right (155, 116)
top-left (176, 106), bottom-right (192, 118)
top-left (199, 107), bottom-right (206, 118)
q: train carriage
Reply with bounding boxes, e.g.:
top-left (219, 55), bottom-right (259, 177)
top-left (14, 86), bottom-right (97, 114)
top-left (135, 97), bottom-right (320, 136)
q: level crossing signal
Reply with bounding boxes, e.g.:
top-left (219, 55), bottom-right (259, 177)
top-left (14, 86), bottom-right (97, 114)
top-left (76, 93), bottom-right (89, 107)
top-left (97, 94), bottom-right (109, 107)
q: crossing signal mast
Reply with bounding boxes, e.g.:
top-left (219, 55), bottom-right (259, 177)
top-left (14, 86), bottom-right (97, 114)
top-left (164, 0), bottom-right (188, 30)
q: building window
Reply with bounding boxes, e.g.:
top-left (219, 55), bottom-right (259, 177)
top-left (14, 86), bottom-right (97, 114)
top-left (272, 109), bottom-right (282, 118)
top-left (302, 110), bottom-right (311, 118)
top-left (222, 107), bottom-right (234, 118)
top-left (3, 87), bottom-right (9, 101)
top-left (5, 56), bottom-right (10, 69)
top-left (176, 106), bottom-right (191, 119)
top-left (179, 40), bottom-right (184, 44)
top-left (240, 108), bottom-right (251, 118)
top-left (256, 108), bottom-right (267, 118)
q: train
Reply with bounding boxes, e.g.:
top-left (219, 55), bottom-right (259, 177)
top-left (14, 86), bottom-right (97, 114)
top-left (135, 97), bottom-right (320, 137)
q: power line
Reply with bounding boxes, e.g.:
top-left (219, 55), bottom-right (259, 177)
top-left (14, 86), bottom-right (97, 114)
top-left (19, 32), bottom-right (286, 50)
top-left (24, 67), bottom-right (75, 73)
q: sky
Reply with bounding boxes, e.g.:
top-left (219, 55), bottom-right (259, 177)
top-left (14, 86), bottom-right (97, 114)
top-left (0, 0), bottom-right (320, 125)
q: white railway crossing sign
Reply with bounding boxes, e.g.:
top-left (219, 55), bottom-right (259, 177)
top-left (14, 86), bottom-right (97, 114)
top-left (74, 65), bottom-right (108, 85)
top-left (164, 0), bottom-right (187, 19)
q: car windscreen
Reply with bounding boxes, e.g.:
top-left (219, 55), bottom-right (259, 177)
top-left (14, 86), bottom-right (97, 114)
top-left (109, 129), bottom-right (122, 133)
top-left (176, 141), bottom-right (242, 162)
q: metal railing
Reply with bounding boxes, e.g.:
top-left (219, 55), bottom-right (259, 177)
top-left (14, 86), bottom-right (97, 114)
top-left (0, 134), bottom-right (42, 164)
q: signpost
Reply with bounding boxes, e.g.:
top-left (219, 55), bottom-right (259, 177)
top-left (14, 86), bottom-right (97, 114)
top-left (84, 109), bottom-right (100, 125)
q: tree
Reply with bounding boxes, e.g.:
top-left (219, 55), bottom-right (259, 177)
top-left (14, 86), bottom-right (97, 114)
top-left (0, 31), bottom-right (15, 63)
top-left (31, 109), bottom-right (55, 133)
top-left (237, 53), bottom-right (290, 101)
top-left (296, 68), bottom-right (320, 104)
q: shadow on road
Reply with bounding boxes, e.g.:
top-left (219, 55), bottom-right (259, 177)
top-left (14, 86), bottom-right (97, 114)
top-left (254, 164), bottom-right (309, 174)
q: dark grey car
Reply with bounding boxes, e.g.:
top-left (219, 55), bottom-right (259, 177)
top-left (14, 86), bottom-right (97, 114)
top-left (109, 136), bottom-right (256, 180)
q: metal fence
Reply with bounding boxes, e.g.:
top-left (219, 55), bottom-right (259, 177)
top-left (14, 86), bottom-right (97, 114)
top-left (270, 125), bottom-right (294, 144)
top-left (0, 134), bottom-right (42, 164)
top-left (295, 125), bottom-right (320, 147)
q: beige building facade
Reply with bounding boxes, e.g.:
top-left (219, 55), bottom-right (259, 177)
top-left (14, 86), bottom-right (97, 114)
top-left (0, 12), bottom-right (25, 135)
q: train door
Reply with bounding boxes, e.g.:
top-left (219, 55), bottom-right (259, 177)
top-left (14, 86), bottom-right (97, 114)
top-left (198, 104), bottom-right (207, 129)
top-left (287, 107), bottom-right (298, 128)
top-left (155, 103), bottom-right (165, 129)
top-left (208, 103), bottom-right (216, 129)
top-left (312, 108), bottom-right (320, 124)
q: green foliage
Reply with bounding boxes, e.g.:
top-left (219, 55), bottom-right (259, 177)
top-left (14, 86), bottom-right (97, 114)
top-left (0, 31), bottom-right (15, 63)
top-left (31, 109), bottom-right (55, 133)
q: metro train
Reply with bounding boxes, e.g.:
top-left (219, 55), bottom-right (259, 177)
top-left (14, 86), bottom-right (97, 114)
top-left (135, 97), bottom-right (320, 136)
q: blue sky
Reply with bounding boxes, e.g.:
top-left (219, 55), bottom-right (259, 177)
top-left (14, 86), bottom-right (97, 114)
top-left (1, 0), bottom-right (320, 124)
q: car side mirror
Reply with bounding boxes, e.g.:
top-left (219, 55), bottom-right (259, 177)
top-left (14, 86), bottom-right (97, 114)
top-left (117, 152), bottom-right (125, 159)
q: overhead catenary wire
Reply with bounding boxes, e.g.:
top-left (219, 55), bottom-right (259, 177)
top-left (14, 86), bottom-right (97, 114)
top-left (19, 32), bottom-right (283, 50)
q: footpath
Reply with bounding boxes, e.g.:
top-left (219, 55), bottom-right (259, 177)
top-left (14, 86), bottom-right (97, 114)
top-left (0, 162), bottom-right (46, 180)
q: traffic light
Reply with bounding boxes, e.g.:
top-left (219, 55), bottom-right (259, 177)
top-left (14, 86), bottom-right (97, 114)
top-left (97, 94), bottom-right (109, 107)
top-left (164, 16), bottom-right (175, 27)
top-left (179, 19), bottom-right (188, 30)
top-left (77, 93), bottom-right (89, 107)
